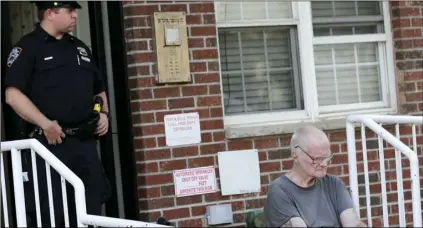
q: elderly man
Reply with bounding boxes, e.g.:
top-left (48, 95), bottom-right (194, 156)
top-left (264, 126), bottom-right (366, 227)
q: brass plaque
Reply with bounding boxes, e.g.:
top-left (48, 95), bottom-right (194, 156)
top-left (153, 12), bottom-right (190, 83)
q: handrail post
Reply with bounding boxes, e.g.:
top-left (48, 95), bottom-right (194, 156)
top-left (410, 155), bottom-right (422, 227)
top-left (11, 148), bottom-right (27, 227)
top-left (346, 121), bottom-right (360, 216)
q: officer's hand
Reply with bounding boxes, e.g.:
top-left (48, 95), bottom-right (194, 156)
top-left (96, 113), bottom-right (109, 136)
top-left (42, 120), bottom-right (66, 145)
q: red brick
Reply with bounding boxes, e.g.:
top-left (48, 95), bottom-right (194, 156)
top-left (414, 39), bottom-right (423, 47)
top-left (124, 5), bottom-right (159, 16)
top-left (192, 50), bottom-right (218, 59)
top-left (161, 185), bottom-right (175, 196)
top-left (393, 7), bottom-right (421, 17)
top-left (172, 145), bottom-right (199, 157)
top-left (405, 92), bottom-right (423, 102)
top-left (129, 28), bottom-right (152, 38)
top-left (130, 88), bottom-right (153, 100)
top-left (201, 132), bottom-right (213, 142)
top-left (210, 107), bottom-right (223, 117)
top-left (189, 3), bottom-right (214, 13)
top-left (194, 73), bottom-right (220, 83)
top-left (153, 87), bottom-right (181, 98)
top-left (393, 29), bottom-right (421, 38)
top-left (127, 65), bottom-right (150, 76)
top-left (405, 72), bottom-right (423, 81)
top-left (137, 100), bottom-right (167, 111)
top-left (228, 139), bottom-right (253, 150)
top-left (163, 208), bottom-right (190, 220)
top-left (213, 131), bottom-right (225, 142)
top-left (136, 162), bottom-right (158, 173)
top-left (157, 136), bottom-right (166, 147)
top-left (139, 173), bottom-right (173, 185)
top-left (183, 108), bottom-right (210, 119)
top-left (200, 119), bottom-right (224, 130)
top-left (124, 17), bottom-right (147, 28)
top-left (254, 138), bottom-right (279, 149)
top-left (176, 195), bottom-right (202, 206)
top-left (207, 61), bottom-right (219, 71)
top-left (126, 40), bottom-right (149, 51)
top-left (127, 53), bottom-right (152, 65)
top-left (139, 197), bottom-right (174, 210)
top-left (191, 26), bottom-right (216, 36)
top-left (188, 156), bottom-right (214, 168)
top-left (200, 143), bottom-right (226, 155)
top-left (208, 84), bottom-right (221, 95)
top-left (128, 77), bottom-right (154, 89)
top-left (188, 38), bottom-right (204, 48)
top-left (156, 110), bottom-right (183, 122)
top-left (190, 62), bottom-right (207, 72)
top-left (169, 98), bottom-right (195, 109)
top-left (159, 159), bottom-right (187, 171)
top-left (203, 14), bottom-right (215, 24)
top-left (134, 137), bottom-right (156, 149)
top-left (246, 198), bottom-right (265, 210)
top-left (198, 96), bottom-right (222, 106)
top-left (205, 37), bottom-right (217, 47)
top-left (178, 219), bottom-right (203, 227)
top-left (204, 192), bottom-right (230, 202)
top-left (411, 18), bottom-right (423, 26)
top-left (231, 201), bottom-right (245, 211)
top-left (186, 15), bottom-right (202, 25)
top-left (140, 113), bottom-right (155, 123)
top-left (260, 161), bottom-right (281, 172)
top-left (191, 205), bottom-right (207, 216)
top-left (143, 149), bottom-right (171, 160)
top-left (138, 186), bottom-right (161, 198)
top-left (182, 85), bottom-right (208, 96)
top-left (160, 4), bottom-right (187, 12)
top-left (392, 18), bottom-right (411, 27)
top-left (140, 124), bottom-right (165, 136)
top-left (395, 40), bottom-right (413, 49)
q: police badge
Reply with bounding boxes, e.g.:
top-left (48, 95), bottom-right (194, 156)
top-left (7, 47), bottom-right (22, 67)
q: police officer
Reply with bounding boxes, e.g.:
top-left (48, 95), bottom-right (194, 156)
top-left (4, 1), bottom-right (111, 227)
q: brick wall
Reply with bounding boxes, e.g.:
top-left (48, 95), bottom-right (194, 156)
top-left (122, 1), bottom-right (423, 227)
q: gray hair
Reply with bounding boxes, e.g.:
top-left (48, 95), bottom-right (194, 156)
top-left (290, 125), bottom-right (328, 151)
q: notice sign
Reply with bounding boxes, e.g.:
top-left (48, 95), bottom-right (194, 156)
top-left (164, 112), bottom-right (201, 146)
top-left (173, 166), bottom-right (218, 197)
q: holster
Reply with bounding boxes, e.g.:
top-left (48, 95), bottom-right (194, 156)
top-left (64, 112), bottom-right (100, 140)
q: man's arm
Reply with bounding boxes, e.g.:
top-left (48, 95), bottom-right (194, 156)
top-left (96, 91), bottom-right (109, 113)
top-left (5, 87), bottom-right (50, 129)
top-left (281, 217), bottom-right (307, 227)
top-left (340, 208), bottom-right (366, 227)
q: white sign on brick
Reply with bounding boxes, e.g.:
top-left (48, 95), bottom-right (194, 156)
top-left (164, 112), bottom-right (201, 146)
top-left (173, 166), bottom-right (218, 197)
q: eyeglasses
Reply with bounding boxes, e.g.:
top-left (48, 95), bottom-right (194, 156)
top-left (295, 146), bottom-right (333, 165)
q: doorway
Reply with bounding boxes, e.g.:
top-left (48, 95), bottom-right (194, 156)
top-left (0, 1), bottom-right (138, 221)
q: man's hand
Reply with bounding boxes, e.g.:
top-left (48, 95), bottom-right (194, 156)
top-left (95, 113), bottom-right (109, 136)
top-left (42, 120), bottom-right (65, 145)
top-left (340, 208), bottom-right (367, 227)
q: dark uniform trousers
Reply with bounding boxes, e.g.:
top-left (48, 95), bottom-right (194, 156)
top-left (22, 136), bottom-right (110, 227)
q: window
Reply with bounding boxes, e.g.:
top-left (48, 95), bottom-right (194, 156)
top-left (215, 1), bottom-right (396, 129)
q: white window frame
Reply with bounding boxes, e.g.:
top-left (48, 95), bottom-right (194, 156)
top-left (215, 1), bottom-right (396, 130)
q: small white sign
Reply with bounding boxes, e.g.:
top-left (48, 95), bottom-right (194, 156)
top-left (164, 112), bottom-right (201, 146)
top-left (173, 166), bottom-right (218, 197)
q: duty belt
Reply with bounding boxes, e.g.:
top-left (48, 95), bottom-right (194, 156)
top-left (29, 126), bottom-right (81, 138)
top-left (29, 114), bottom-right (100, 140)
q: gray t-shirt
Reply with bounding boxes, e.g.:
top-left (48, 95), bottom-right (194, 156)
top-left (264, 174), bottom-right (353, 227)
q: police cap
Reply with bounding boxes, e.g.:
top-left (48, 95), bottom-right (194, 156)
top-left (32, 1), bottom-right (82, 10)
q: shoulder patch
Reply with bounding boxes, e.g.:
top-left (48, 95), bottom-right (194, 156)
top-left (7, 47), bottom-right (22, 67)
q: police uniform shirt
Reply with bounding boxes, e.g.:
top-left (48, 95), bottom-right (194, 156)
top-left (5, 23), bottom-right (106, 126)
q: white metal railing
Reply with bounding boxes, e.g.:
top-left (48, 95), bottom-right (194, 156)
top-left (0, 139), bottom-right (171, 227)
top-left (346, 114), bottom-right (422, 227)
